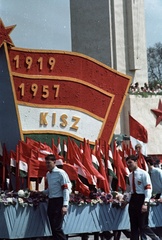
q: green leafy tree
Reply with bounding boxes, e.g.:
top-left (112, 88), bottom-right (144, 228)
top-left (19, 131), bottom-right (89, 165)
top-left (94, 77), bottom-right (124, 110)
top-left (147, 42), bottom-right (162, 85)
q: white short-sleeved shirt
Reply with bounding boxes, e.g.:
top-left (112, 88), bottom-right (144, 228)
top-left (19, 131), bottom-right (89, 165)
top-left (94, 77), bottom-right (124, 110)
top-left (129, 167), bottom-right (152, 202)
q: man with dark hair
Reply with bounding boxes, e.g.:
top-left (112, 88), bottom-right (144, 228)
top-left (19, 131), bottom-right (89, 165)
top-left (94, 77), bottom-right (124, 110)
top-left (125, 155), bottom-right (160, 240)
top-left (42, 154), bottom-right (70, 240)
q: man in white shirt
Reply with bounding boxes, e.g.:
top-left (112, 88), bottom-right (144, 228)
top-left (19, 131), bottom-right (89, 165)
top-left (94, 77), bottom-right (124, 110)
top-left (43, 154), bottom-right (70, 240)
top-left (126, 155), bottom-right (160, 240)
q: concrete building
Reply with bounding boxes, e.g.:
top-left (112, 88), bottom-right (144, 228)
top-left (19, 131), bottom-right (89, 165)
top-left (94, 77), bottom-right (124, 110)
top-left (70, 0), bottom-right (148, 86)
top-left (70, 0), bottom-right (162, 155)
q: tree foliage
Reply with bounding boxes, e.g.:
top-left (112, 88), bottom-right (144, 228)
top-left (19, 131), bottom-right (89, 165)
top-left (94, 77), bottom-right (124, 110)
top-left (147, 42), bottom-right (162, 85)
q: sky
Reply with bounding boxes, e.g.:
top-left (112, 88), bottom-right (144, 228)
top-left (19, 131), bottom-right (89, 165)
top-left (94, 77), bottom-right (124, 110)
top-left (145, 0), bottom-right (162, 47)
top-left (0, 0), bottom-right (71, 50)
top-left (0, 0), bottom-right (162, 49)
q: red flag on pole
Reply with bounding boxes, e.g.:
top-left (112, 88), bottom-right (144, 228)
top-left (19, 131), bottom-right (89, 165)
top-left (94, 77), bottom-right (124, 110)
top-left (96, 142), bottom-right (110, 193)
top-left (75, 178), bottom-right (90, 197)
top-left (129, 114), bottom-right (148, 155)
top-left (113, 141), bottom-right (127, 192)
top-left (82, 139), bottom-right (105, 181)
top-left (51, 139), bottom-right (63, 160)
top-left (28, 158), bottom-right (46, 178)
top-left (62, 163), bottom-right (78, 181)
top-left (67, 137), bottom-right (93, 185)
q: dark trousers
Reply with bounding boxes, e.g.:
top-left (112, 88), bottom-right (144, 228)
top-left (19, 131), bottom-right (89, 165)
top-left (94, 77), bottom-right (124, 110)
top-left (47, 197), bottom-right (66, 240)
top-left (113, 230), bottom-right (131, 240)
top-left (128, 194), bottom-right (159, 240)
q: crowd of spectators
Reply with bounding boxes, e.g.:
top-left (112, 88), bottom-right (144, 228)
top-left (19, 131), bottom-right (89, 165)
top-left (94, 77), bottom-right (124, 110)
top-left (128, 82), bottom-right (162, 95)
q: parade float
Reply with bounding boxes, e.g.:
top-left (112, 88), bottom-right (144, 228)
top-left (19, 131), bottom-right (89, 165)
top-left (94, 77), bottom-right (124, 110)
top-left (0, 18), bottom-right (162, 239)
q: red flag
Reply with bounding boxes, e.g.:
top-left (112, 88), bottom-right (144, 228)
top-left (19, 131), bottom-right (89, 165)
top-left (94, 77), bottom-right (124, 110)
top-left (19, 140), bottom-right (36, 158)
top-left (26, 137), bottom-right (40, 149)
top-left (113, 141), bottom-right (127, 192)
top-left (71, 140), bottom-right (84, 163)
top-left (129, 115), bottom-right (148, 155)
top-left (19, 142), bottom-right (47, 189)
top-left (129, 140), bottom-right (136, 155)
top-left (10, 150), bottom-right (16, 167)
top-left (51, 139), bottom-right (63, 160)
top-left (39, 143), bottom-right (53, 155)
top-left (28, 158), bottom-right (46, 178)
top-left (96, 143), bottom-right (110, 193)
top-left (62, 163), bottom-right (78, 181)
top-left (137, 153), bottom-right (148, 171)
top-left (67, 137), bottom-right (93, 185)
top-left (120, 144), bottom-right (130, 176)
top-left (129, 115), bottom-right (148, 143)
top-left (26, 137), bottom-right (53, 155)
top-left (82, 139), bottom-right (105, 181)
top-left (18, 141), bottom-right (38, 184)
top-left (75, 178), bottom-right (90, 197)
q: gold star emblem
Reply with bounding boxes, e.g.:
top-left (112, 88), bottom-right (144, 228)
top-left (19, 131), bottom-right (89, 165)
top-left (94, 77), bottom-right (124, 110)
top-left (0, 18), bottom-right (16, 48)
